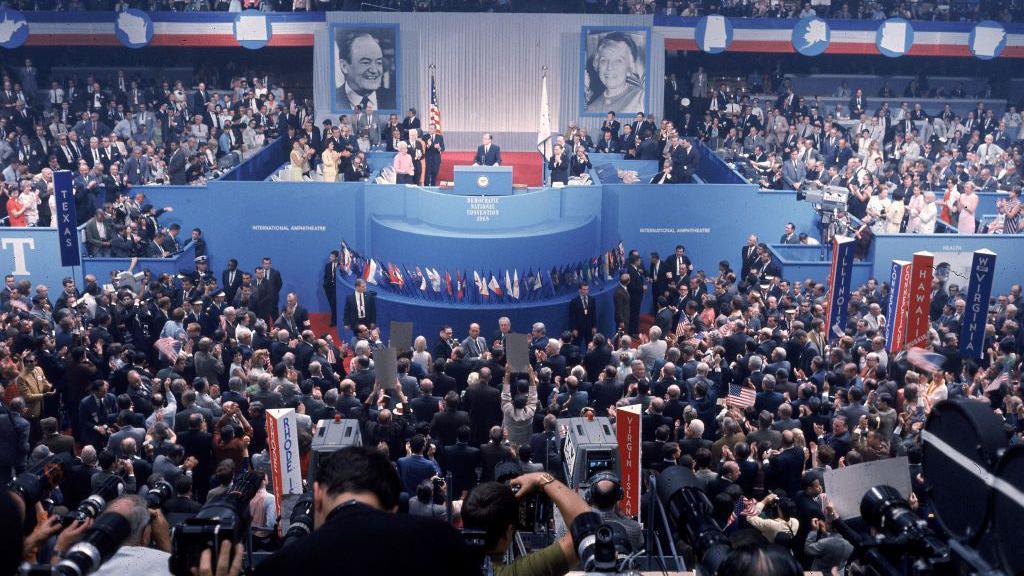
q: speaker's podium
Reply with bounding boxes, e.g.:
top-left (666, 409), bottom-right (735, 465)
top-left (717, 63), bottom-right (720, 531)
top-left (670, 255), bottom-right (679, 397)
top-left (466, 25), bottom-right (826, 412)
top-left (452, 165), bottom-right (514, 196)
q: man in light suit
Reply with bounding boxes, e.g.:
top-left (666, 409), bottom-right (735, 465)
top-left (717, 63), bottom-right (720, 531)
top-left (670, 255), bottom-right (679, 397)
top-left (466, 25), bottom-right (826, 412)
top-left (781, 150), bottom-right (806, 187)
top-left (124, 147), bottom-right (149, 186)
top-left (84, 209), bottom-right (112, 257)
top-left (356, 102), bottom-right (381, 147)
top-left (460, 323), bottom-right (489, 359)
top-left (473, 133), bottom-right (501, 166)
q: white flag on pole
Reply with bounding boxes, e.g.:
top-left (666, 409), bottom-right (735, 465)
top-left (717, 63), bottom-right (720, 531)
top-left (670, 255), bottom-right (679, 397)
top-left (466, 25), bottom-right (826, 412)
top-left (538, 71), bottom-right (552, 159)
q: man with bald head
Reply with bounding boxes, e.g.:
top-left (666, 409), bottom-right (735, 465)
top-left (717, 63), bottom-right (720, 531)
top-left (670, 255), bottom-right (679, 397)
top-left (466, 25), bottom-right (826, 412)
top-left (765, 428), bottom-right (805, 496)
top-left (461, 322), bottom-right (488, 359)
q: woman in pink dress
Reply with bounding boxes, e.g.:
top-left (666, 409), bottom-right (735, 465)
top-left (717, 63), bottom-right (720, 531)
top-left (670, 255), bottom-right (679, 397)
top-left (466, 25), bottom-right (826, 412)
top-left (957, 182), bottom-right (979, 234)
top-left (906, 184), bottom-right (926, 233)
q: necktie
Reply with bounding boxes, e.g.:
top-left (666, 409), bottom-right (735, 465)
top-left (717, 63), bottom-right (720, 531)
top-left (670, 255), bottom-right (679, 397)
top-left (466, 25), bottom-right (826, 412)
top-left (357, 292), bottom-right (364, 317)
top-left (583, 296), bottom-right (588, 313)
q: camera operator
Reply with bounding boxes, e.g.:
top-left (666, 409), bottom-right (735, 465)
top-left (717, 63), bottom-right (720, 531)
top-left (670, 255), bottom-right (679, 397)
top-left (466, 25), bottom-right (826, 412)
top-left (462, 471), bottom-right (590, 576)
top-left (255, 446), bottom-right (474, 576)
top-left (587, 472), bottom-right (644, 552)
top-left (409, 476), bottom-right (447, 521)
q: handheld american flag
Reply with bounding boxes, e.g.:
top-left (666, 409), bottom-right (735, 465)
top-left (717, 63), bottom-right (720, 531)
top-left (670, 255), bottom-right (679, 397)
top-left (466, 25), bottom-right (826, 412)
top-left (429, 67), bottom-right (442, 134)
top-left (726, 382), bottom-right (756, 410)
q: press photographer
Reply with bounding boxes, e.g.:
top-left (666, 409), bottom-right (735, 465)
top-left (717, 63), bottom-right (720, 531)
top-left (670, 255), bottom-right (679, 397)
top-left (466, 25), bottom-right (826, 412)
top-left (254, 446), bottom-right (474, 576)
top-left (461, 471), bottom-right (591, 576)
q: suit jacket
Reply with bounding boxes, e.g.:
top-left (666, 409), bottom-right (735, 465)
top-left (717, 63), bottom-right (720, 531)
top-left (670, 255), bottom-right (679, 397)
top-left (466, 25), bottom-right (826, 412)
top-left (473, 144), bottom-right (501, 166)
top-left (84, 218), bottom-right (111, 255)
top-left (549, 152), bottom-right (569, 185)
top-left (344, 291), bottom-right (377, 328)
top-left (250, 278), bottom-right (276, 320)
top-left (637, 138), bottom-right (660, 160)
top-left (168, 148), bottom-right (188, 185)
top-left (441, 442), bottom-right (481, 496)
top-left (569, 295), bottom-right (597, 338)
top-left (613, 285), bottom-right (630, 328)
top-left (221, 268), bottom-right (243, 302)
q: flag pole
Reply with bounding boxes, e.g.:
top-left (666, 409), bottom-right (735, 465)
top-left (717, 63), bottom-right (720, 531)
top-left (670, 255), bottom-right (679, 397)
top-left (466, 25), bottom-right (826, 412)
top-left (538, 65), bottom-right (551, 186)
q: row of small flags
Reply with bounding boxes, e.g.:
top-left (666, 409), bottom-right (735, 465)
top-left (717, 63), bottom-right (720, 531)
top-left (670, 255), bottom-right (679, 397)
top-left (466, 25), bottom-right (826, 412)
top-left (339, 241), bottom-right (626, 304)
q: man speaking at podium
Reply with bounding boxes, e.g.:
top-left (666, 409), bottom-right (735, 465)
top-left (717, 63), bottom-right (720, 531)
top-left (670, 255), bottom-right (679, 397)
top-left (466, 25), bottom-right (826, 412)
top-left (473, 133), bottom-right (501, 166)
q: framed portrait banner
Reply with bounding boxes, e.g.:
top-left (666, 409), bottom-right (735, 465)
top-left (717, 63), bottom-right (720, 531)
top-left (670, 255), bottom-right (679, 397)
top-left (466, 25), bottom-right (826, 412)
top-left (331, 23), bottom-right (401, 115)
top-left (580, 26), bottom-right (650, 118)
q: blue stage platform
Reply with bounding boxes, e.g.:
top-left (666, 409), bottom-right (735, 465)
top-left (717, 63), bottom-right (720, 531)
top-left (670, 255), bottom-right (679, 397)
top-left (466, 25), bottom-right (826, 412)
top-left (9, 136), bottom-right (1021, 342)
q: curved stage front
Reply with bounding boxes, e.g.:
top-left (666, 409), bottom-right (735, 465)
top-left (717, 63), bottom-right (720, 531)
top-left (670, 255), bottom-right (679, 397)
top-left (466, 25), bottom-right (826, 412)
top-left (353, 183), bottom-right (609, 273)
top-left (336, 276), bottom-right (617, 340)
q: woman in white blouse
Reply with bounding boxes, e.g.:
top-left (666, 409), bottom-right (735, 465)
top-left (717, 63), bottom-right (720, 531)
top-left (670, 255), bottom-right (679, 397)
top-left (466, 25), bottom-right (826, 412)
top-left (411, 336), bottom-right (432, 372)
top-left (916, 191), bottom-right (938, 234)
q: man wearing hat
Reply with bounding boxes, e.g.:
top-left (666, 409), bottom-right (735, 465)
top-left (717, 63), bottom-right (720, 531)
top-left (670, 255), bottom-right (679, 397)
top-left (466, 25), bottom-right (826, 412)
top-left (191, 255), bottom-right (214, 286)
top-left (201, 290), bottom-right (226, 336)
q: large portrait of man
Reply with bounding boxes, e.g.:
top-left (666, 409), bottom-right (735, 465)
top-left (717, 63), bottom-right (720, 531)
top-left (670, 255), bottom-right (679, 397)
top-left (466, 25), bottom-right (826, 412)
top-left (580, 26), bottom-right (650, 117)
top-left (332, 24), bottom-right (400, 114)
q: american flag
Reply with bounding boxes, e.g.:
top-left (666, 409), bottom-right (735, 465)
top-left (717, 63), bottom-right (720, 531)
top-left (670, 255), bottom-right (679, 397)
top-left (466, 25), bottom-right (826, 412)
top-left (986, 370), bottom-right (1010, 393)
top-left (726, 382), bottom-right (756, 410)
top-left (429, 70), bottom-right (442, 134)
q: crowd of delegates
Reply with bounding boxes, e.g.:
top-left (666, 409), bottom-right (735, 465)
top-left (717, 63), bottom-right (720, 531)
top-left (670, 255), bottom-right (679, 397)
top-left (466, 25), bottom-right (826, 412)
top-left (2, 231), bottom-right (1021, 575)
top-left (0, 63), bottom-right (306, 229)
top-left (285, 106), bottom-right (442, 184)
top-left (665, 73), bottom-right (1023, 237)
top-left (551, 114), bottom-right (699, 184)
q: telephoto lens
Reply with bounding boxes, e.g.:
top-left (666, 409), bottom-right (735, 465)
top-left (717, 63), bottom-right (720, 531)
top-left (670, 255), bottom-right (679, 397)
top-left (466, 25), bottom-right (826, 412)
top-left (62, 476), bottom-right (126, 528)
top-left (54, 512), bottom-right (131, 576)
top-left (146, 480), bottom-right (174, 509)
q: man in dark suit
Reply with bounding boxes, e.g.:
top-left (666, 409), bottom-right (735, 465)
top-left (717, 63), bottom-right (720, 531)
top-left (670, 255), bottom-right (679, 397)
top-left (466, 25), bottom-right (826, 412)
top-left (424, 127), bottom-right (444, 186)
top-left (441, 425), bottom-right (480, 498)
top-left (261, 257), bottom-right (283, 319)
top-left (569, 283), bottom-right (598, 347)
top-left (463, 377), bottom-right (501, 447)
top-left (400, 108), bottom-right (421, 138)
top-left (221, 259), bottom-right (243, 305)
top-left (250, 266), bottom-right (276, 324)
top-left (613, 274), bottom-right (630, 334)
top-left (848, 88), bottom-right (867, 118)
top-left (549, 144), bottom-right (569, 185)
top-left (670, 137), bottom-right (698, 183)
top-left (473, 133), bottom-right (501, 166)
top-left (323, 251), bottom-right (339, 327)
top-left (335, 31), bottom-right (397, 111)
top-left (627, 256), bottom-right (646, 337)
top-left (637, 131), bottom-right (660, 160)
top-left (177, 413), bottom-right (214, 498)
top-left (765, 430), bottom-right (805, 496)
top-left (740, 235), bottom-right (759, 281)
top-left (168, 144), bottom-right (188, 185)
top-left (78, 380), bottom-right (118, 449)
top-left (191, 82), bottom-right (211, 114)
top-left (343, 278), bottom-right (377, 331)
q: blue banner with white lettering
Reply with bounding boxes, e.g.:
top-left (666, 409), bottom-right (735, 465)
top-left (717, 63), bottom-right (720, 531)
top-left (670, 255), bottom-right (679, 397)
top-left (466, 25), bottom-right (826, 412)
top-left (959, 249), bottom-right (997, 359)
top-left (884, 259), bottom-right (910, 351)
top-left (825, 235), bottom-right (856, 342)
top-left (53, 170), bottom-right (79, 267)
